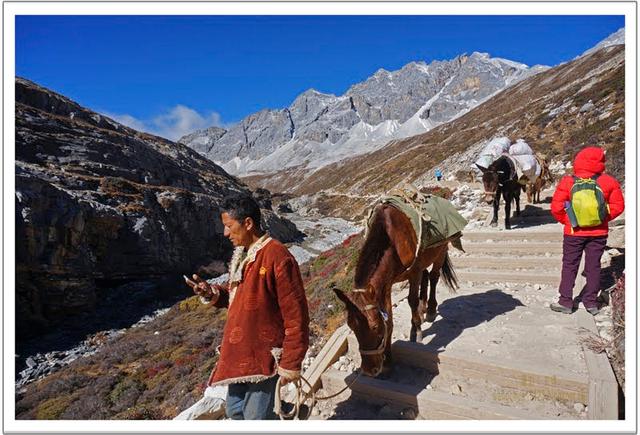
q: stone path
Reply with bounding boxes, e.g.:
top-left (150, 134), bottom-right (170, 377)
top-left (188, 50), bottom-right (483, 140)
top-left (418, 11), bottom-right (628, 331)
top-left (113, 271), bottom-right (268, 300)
top-left (310, 192), bottom-right (620, 420)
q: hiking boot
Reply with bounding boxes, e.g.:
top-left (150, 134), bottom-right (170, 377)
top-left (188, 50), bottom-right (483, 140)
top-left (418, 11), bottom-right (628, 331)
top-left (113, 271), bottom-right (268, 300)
top-left (550, 302), bottom-right (573, 314)
top-left (572, 297), bottom-right (581, 310)
top-left (585, 306), bottom-right (601, 316)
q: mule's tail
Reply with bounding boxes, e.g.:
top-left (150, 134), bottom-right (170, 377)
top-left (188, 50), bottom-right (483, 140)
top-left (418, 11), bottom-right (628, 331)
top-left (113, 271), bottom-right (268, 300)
top-left (441, 252), bottom-right (459, 292)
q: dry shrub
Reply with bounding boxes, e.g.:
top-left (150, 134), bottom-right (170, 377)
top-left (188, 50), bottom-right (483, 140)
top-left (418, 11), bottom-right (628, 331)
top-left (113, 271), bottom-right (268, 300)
top-left (580, 273), bottom-right (625, 392)
top-left (610, 273), bottom-right (625, 390)
top-left (35, 395), bottom-right (76, 419)
top-left (99, 177), bottom-right (140, 195)
top-left (117, 202), bottom-right (147, 214)
top-left (454, 169), bottom-right (477, 182)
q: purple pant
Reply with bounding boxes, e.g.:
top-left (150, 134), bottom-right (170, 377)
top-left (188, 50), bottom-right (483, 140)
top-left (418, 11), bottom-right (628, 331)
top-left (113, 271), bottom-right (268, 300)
top-left (558, 235), bottom-right (608, 309)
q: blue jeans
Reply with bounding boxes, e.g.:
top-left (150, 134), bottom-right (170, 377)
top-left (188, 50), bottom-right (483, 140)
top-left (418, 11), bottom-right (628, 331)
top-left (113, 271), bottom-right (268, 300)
top-left (225, 376), bottom-right (278, 420)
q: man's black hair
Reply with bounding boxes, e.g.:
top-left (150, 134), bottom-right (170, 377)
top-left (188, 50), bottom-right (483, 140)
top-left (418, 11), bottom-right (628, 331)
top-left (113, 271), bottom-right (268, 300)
top-left (221, 194), bottom-right (263, 230)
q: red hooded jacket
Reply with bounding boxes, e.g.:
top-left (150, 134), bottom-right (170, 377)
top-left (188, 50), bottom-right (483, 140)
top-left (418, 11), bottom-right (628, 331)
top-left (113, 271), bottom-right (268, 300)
top-left (551, 147), bottom-right (625, 236)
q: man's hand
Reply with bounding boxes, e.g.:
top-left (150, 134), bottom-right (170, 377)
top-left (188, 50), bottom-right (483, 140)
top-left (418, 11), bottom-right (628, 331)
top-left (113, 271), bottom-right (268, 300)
top-left (183, 274), bottom-right (219, 303)
top-left (277, 367), bottom-right (301, 386)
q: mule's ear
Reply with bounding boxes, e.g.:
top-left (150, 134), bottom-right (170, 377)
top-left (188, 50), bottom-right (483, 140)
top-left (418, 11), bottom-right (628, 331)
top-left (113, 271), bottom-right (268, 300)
top-left (475, 163), bottom-right (487, 173)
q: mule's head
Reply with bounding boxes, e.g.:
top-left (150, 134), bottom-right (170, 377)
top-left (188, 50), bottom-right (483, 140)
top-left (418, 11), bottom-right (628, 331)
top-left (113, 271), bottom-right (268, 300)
top-left (333, 287), bottom-right (388, 377)
top-left (477, 164), bottom-right (500, 205)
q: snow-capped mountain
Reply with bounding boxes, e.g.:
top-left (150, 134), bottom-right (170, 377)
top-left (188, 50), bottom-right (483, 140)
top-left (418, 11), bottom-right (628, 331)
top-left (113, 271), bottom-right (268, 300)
top-left (179, 28), bottom-right (623, 176)
top-left (180, 52), bottom-right (549, 175)
top-left (580, 27), bottom-right (624, 58)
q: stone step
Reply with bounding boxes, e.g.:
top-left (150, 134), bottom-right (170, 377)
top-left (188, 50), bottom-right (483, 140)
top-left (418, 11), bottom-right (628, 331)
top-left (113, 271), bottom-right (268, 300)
top-left (462, 242), bottom-right (563, 255)
top-left (456, 270), bottom-right (559, 286)
top-left (389, 341), bottom-right (588, 404)
top-left (484, 216), bottom-right (559, 229)
top-left (462, 230), bottom-right (561, 242)
top-left (321, 368), bottom-right (543, 419)
top-left (344, 336), bottom-right (587, 405)
top-left (451, 255), bottom-right (561, 270)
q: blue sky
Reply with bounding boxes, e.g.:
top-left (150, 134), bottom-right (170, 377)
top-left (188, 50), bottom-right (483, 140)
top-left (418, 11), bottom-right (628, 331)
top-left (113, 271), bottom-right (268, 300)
top-left (16, 15), bottom-right (624, 140)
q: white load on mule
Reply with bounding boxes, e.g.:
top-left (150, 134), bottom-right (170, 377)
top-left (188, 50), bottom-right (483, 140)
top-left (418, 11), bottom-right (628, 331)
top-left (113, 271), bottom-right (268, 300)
top-left (473, 137), bottom-right (541, 186)
top-left (508, 139), bottom-right (541, 185)
top-left (474, 137), bottom-right (511, 170)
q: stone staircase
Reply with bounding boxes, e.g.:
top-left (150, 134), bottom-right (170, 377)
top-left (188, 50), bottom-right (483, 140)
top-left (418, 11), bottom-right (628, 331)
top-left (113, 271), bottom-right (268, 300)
top-left (454, 198), bottom-right (563, 289)
top-left (311, 196), bottom-right (617, 420)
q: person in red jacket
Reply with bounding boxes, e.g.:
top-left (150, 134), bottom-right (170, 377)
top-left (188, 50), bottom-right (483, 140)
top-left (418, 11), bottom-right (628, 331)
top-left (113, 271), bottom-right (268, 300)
top-left (550, 147), bottom-right (625, 315)
top-left (185, 194), bottom-right (309, 419)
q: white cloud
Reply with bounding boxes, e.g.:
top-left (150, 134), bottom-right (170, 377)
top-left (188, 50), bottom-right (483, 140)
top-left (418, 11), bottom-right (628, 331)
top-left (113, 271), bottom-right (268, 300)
top-left (102, 105), bottom-right (228, 141)
top-left (107, 113), bottom-right (148, 132)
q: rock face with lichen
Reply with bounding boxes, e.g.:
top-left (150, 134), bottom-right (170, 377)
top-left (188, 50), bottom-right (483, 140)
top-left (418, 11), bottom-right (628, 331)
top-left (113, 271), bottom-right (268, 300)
top-left (15, 77), bottom-right (302, 341)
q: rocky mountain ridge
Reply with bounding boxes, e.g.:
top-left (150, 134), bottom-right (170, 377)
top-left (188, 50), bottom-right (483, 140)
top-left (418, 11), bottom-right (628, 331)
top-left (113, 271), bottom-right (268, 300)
top-left (15, 77), bottom-right (302, 342)
top-left (180, 52), bottom-right (549, 174)
top-left (580, 27), bottom-right (625, 58)
top-left (243, 43), bottom-right (625, 220)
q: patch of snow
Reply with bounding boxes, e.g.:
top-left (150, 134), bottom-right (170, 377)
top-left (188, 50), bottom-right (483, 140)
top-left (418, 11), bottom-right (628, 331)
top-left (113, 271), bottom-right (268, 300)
top-left (491, 56), bottom-right (529, 70)
top-left (288, 245), bottom-right (315, 265)
top-left (133, 216), bottom-right (148, 235)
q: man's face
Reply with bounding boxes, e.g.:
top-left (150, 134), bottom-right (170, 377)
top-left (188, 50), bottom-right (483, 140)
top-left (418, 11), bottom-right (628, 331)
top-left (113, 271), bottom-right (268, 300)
top-left (221, 212), bottom-right (253, 248)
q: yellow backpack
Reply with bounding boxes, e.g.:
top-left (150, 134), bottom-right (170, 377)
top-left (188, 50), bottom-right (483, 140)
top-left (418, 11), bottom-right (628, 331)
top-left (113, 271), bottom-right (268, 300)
top-left (565, 175), bottom-right (608, 228)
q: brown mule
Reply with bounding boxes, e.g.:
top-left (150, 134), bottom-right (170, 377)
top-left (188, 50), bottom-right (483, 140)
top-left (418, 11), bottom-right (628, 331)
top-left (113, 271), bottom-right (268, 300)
top-left (526, 156), bottom-right (552, 204)
top-left (334, 204), bottom-right (460, 378)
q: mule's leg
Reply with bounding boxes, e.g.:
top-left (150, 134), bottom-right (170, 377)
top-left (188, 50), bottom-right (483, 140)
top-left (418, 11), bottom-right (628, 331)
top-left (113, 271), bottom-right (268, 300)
top-left (515, 187), bottom-right (521, 217)
top-left (504, 190), bottom-right (512, 230)
top-left (490, 191), bottom-right (499, 227)
top-left (418, 270), bottom-right (430, 322)
top-left (407, 273), bottom-right (423, 342)
top-left (426, 249), bottom-right (447, 323)
top-left (381, 284), bottom-right (394, 376)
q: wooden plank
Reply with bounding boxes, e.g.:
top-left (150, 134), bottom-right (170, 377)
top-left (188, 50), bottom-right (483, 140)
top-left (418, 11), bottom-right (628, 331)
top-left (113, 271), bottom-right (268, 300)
top-left (576, 309), bottom-right (619, 420)
top-left (302, 324), bottom-right (350, 395)
top-left (391, 341), bottom-right (588, 403)
top-left (321, 368), bottom-right (539, 420)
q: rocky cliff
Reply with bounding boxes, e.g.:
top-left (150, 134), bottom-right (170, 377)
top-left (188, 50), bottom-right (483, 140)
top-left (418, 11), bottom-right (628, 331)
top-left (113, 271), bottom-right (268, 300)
top-left (15, 78), bottom-right (302, 341)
